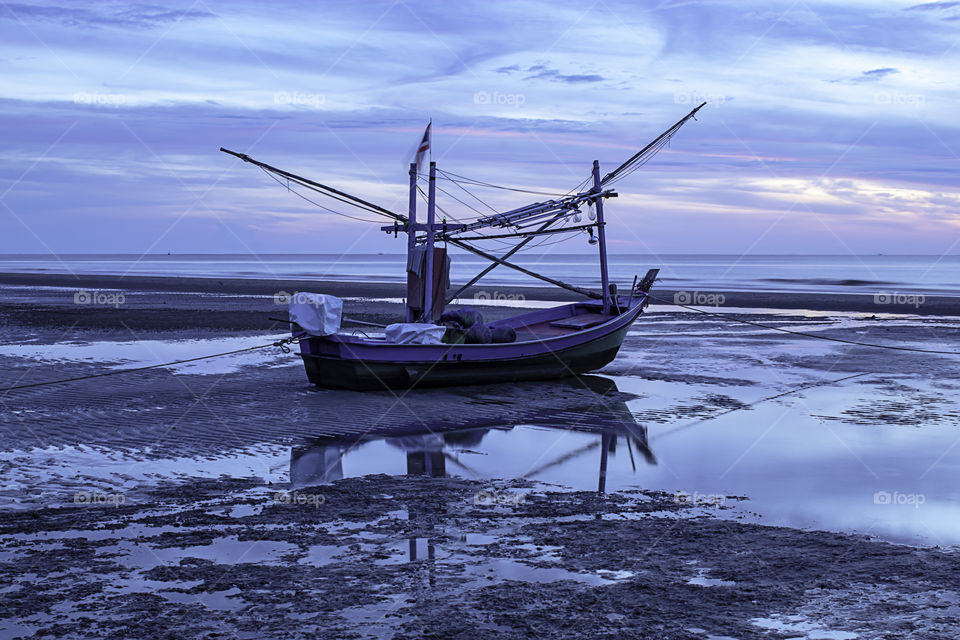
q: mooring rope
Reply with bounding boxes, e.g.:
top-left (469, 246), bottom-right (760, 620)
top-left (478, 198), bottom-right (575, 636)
top-left (0, 336), bottom-right (301, 393)
top-left (647, 295), bottom-right (960, 356)
top-left (651, 371), bottom-right (871, 442)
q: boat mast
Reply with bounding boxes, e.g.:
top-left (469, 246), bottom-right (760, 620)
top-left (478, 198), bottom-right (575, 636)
top-left (592, 160), bottom-right (611, 313)
top-left (423, 161), bottom-right (437, 321)
top-left (406, 163), bottom-right (417, 321)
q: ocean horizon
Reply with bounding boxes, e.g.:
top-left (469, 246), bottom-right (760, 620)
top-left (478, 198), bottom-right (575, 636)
top-left (1, 253), bottom-right (958, 296)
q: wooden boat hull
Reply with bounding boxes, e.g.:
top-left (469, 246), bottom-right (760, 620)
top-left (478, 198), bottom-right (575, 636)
top-left (297, 296), bottom-right (646, 391)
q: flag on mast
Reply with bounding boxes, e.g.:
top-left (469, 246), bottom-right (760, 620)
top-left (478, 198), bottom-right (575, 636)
top-left (414, 121), bottom-right (431, 172)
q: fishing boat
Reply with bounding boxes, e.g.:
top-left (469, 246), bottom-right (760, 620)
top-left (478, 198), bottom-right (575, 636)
top-left (222, 102), bottom-right (705, 390)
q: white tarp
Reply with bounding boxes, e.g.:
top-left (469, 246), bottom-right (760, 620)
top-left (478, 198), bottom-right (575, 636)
top-left (289, 292), bottom-right (343, 336)
top-left (384, 323), bottom-right (446, 345)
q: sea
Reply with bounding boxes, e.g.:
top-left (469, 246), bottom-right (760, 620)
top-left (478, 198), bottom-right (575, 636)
top-left (1, 253), bottom-right (958, 295)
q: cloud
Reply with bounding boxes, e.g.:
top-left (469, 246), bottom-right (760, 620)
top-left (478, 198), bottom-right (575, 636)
top-left (862, 67), bottom-right (899, 79)
top-left (828, 66), bottom-right (901, 85)
top-left (0, 0), bottom-right (958, 253)
top-left (905, 1), bottom-right (960, 10)
top-left (0, 3), bottom-right (214, 29)
top-left (522, 64), bottom-right (605, 84)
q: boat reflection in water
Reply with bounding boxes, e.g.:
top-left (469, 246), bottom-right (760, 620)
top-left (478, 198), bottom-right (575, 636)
top-left (289, 376), bottom-right (655, 568)
top-left (289, 376), bottom-right (656, 492)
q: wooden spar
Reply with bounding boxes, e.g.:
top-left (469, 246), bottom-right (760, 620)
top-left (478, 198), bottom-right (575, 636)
top-left (447, 238), bottom-right (602, 299)
top-left (424, 162), bottom-right (437, 321)
top-left (445, 211), bottom-right (568, 304)
top-left (593, 160), bottom-right (611, 313)
top-left (600, 101), bottom-right (706, 186)
top-left (220, 147), bottom-right (403, 222)
top-left (454, 189), bottom-right (616, 234)
top-left (443, 223), bottom-right (602, 242)
top-left (406, 163), bottom-right (417, 322)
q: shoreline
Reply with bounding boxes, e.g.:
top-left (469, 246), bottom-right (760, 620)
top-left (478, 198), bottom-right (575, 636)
top-left (2, 271), bottom-right (959, 315)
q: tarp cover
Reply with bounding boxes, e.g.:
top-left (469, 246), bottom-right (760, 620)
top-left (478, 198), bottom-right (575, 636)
top-left (384, 323), bottom-right (446, 345)
top-left (289, 292), bottom-right (342, 336)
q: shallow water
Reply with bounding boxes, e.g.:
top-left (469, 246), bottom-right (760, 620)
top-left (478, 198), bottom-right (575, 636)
top-left (2, 307), bottom-right (959, 551)
top-left (0, 333), bottom-right (295, 375)
top-left (280, 372), bottom-right (960, 547)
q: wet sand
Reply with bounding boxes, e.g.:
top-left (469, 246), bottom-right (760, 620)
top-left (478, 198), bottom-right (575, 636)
top-left (3, 271), bottom-right (960, 320)
top-left (3, 476), bottom-right (959, 639)
top-left (2, 276), bottom-right (960, 638)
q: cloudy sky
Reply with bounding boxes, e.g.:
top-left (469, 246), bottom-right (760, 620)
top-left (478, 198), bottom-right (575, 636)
top-left (0, 0), bottom-right (957, 255)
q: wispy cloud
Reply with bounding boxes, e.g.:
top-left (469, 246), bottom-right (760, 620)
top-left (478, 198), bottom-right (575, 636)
top-left (0, 3), bottom-right (214, 29)
top-left (905, 1), bottom-right (960, 11)
top-left (0, 0), bottom-right (957, 253)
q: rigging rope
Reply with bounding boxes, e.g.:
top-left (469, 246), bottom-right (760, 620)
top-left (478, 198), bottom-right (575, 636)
top-left (651, 371), bottom-right (871, 442)
top-left (436, 171), bottom-right (501, 215)
top-left (259, 167), bottom-right (395, 221)
top-left (0, 336), bottom-right (302, 393)
top-left (433, 184), bottom-right (490, 220)
top-left (417, 184), bottom-right (515, 249)
top-left (435, 169), bottom-right (571, 197)
top-left (261, 169), bottom-right (384, 224)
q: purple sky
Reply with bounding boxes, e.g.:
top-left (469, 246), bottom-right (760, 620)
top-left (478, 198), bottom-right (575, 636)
top-left (0, 0), bottom-right (958, 255)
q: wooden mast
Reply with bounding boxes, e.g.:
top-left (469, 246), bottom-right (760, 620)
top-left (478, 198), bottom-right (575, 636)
top-left (424, 161), bottom-right (437, 321)
top-left (592, 160), bottom-right (611, 313)
top-left (406, 162), bottom-right (417, 321)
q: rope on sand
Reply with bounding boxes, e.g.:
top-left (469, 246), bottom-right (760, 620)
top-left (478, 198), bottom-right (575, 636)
top-left (0, 336), bottom-right (301, 394)
top-left (4, 296), bottom-right (957, 394)
top-left (651, 371), bottom-right (871, 442)
top-left (648, 295), bottom-right (960, 356)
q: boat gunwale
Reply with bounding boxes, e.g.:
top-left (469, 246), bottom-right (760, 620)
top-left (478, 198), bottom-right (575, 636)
top-left (298, 294), bottom-right (647, 362)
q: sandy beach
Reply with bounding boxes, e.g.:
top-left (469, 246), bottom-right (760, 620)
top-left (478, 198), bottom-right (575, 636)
top-left (2, 273), bottom-right (959, 638)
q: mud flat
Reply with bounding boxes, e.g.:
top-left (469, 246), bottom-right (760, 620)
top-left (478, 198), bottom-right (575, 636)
top-left (2, 277), bottom-right (960, 638)
top-left (2, 475), bottom-right (959, 639)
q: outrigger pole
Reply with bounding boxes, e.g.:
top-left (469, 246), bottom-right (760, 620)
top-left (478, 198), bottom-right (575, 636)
top-left (219, 148), bottom-right (400, 221)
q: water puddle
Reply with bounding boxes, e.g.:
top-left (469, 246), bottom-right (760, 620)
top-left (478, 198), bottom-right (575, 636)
top-left (752, 615), bottom-right (858, 639)
top-left (0, 333), bottom-right (296, 375)
top-left (276, 365), bottom-right (960, 547)
top-left (100, 535), bottom-right (299, 570)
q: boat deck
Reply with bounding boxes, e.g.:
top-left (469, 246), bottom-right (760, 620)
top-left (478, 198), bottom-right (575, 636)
top-left (513, 310), bottom-right (609, 342)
